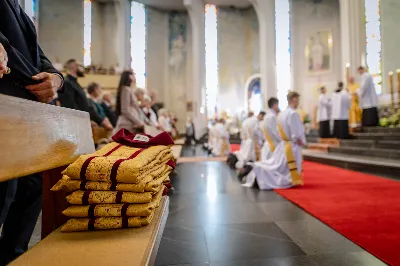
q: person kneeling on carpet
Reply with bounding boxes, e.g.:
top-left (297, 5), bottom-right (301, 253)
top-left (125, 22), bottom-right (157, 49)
top-left (241, 91), bottom-right (306, 189)
top-left (231, 111), bottom-right (265, 169)
top-left (212, 118), bottom-right (231, 157)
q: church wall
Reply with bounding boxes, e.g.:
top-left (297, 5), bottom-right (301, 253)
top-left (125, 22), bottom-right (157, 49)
top-left (381, 0), bottom-right (400, 94)
top-left (91, 1), bottom-right (104, 67)
top-left (146, 8), bottom-right (169, 103)
top-left (146, 9), bottom-right (193, 131)
top-left (101, 3), bottom-right (119, 69)
top-left (291, 0), bottom-right (341, 120)
top-left (217, 7), bottom-right (259, 116)
top-left (38, 0), bottom-right (83, 65)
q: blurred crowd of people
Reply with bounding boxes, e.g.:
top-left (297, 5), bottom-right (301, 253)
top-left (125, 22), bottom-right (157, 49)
top-left (52, 57), bottom-right (126, 76)
top-left (55, 59), bottom-right (180, 139)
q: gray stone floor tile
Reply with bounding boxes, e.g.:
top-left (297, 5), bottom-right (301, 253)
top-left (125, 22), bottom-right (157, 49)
top-left (204, 223), bottom-right (305, 262)
top-left (258, 201), bottom-right (312, 222)
top-left (155, 226), bottom-right (209, 266)
top-left (276, 218), bottom-right (364, 254)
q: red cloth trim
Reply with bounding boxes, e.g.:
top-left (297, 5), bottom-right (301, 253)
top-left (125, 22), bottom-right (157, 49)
top-left (112, 129), bottom-right (174, 148)
top-left (82, 191), bottom-right (91, 205)
top-left (116, 191), bottom-right (123, 203)
top-left (88, 205), bottom-right (96, 218)
top-left (80, 156), bottom-right (97, 180)
top-left (122, 217), bottom-right (129, 229)
top-left (121, 203), bottom-right (129, 217)
top-left (88, 219), bottom-right (95, 231)
top-left (109, 148), bottom-right (145, 186)
top-left (166, 159), bottom-right (176, 169)
top-left (80, 180), bottom-right (88, 190)
top-left (104, 144), bottom-right (123, 156)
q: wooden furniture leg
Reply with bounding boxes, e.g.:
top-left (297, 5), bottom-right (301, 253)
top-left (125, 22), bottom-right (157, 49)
top-left (42, 166), bottom-right (69, 239)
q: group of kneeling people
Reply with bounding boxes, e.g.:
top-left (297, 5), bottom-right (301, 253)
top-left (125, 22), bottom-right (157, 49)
top-left (228, 91), bottom-right (306, 190)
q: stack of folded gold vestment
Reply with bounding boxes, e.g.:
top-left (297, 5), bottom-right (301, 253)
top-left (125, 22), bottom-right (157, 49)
top-left (51, 142), bottom-right (174, 232)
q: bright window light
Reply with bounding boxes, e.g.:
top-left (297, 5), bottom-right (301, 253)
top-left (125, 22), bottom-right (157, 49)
top-left (205, 5), bottom-right (218, 117)
top-left (83, 0), bottom-right (92, 67)
top-left (275, 0), bottom-right (291, 110)
top-left (365, 0), bottom-right (382, 94)
top-left (131, 1), bottom-right (147, 88)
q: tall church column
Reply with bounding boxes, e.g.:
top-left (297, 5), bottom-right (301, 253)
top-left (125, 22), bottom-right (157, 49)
top-left (340, 0), bottom-right (366, 82)
top-left (184, 0), bottom-right (207, 137)
top-left (117, 0), bottom-right (131, 69)
top-left (250, 0), bottom-right (276, 106)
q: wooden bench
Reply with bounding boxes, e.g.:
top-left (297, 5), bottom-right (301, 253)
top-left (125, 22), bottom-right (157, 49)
top-left (0, 95), bottom-right (168, 266)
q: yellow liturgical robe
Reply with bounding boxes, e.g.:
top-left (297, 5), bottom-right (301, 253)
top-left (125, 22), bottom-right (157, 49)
top-left (348, 83), bottom-right (362, 128)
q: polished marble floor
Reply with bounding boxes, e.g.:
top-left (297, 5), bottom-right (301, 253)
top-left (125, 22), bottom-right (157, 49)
top-left (154, 145), bottom-right (386, 266)
top-left (22, 145), bottom-right (386, 265)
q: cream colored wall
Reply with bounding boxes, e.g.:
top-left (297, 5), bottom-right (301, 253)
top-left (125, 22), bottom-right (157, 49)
top-left (381, 0), bottom-right (400, 94)
top-left (38, 0), bottom-right (83, 64)
top-left (291, 0), bottom-right (341, 120)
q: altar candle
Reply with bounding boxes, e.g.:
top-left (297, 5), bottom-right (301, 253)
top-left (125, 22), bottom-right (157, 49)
top-left (397, 69), bottom-right (400, 106)
top-left (346, 63), bottom-right (350, 83)
top-left (389, 71), bottom-right (394, 108)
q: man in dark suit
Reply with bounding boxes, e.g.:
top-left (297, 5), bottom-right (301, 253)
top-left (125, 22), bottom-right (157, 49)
top-left (0, 1), bottom-right (63, 264)
top-left (58, 60), bottom-right (113, 130)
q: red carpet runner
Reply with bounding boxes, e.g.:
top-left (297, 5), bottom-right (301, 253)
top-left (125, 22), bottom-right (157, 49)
top-left (275, 161), bottom-right (400, 266)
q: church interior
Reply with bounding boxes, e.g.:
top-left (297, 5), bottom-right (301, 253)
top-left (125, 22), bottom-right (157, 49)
top-left (1, 0), bottom-right (400, 265)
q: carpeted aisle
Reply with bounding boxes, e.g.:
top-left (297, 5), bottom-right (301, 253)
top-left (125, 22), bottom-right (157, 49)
top-left (275, 161), bottom-right (400, 266)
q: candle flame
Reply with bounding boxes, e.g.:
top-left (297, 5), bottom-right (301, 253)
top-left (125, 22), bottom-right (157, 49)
top-left (397, 69), bottom-right (400, 73)
top-left (389, 71), bottom-right (394, 75)
top-left (346, 63), bottom-right (350, 68)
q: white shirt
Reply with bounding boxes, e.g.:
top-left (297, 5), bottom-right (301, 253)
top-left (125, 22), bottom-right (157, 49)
top-left (278, 107), bottom-right (306, 145)
top-left (358, 72), bottom-right (378, 109)
top-left (158, 116), bottom-right (172, 132)
top-left (262, 109), bottom-right (282, 146)
top-left (331, 90), bottom-right (351, 120)
top-left (317, 94), bottom-right (331, 122)
top-left (215, 123), bottom-right (229, 139)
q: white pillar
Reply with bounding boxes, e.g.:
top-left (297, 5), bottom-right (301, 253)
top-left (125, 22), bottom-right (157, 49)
top-left (381, 0), bottom-right (400, 94)
top-left (250, 0), bottom-right (276, 107)
top-left (340, 0), bottom-right (366, 82)
top-left (184, 0), bottom-right (207, 137)
top-left (117, 0), bottom-right (131, 69)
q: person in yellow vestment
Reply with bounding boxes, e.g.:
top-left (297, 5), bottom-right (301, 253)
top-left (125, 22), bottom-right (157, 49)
top-left (242, 92), bottom-right (305, 190)
top-left (348, 77), bottom-right (362, 128)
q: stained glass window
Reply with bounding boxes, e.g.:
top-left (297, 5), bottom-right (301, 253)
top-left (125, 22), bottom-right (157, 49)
top-left (24, 0), bottom-right (37, 23)
top-left (365, 0), bottom-right (382, 94)
top-left (205, 5), bottom-right (218, 117)
top-left (83, 0), bottom-right (92, 67)
top-left (275, 0), bottom-right (291, 110)
top-left (131, 1), bottom-right (146, 88)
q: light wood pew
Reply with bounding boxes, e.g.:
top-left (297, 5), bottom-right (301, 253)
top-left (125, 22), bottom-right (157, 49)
top-left (0, 95), bottom-right (169, 265)
top-left (11, 197), bottom-right (169, 266)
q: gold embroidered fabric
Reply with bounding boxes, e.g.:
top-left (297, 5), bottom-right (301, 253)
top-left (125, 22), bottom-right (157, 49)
top-left (94, 142), bottom-right (169, 158)
top-left (62, 150), bottom-right (173, 183)
top-left (61, 213), bottom-right (155, 232)
top-left (66, 190), bottom-right (153, 205)
top-left (51, 166), bottom-right (171, 193)
top-left (62, 188), bottom-right (164, 218)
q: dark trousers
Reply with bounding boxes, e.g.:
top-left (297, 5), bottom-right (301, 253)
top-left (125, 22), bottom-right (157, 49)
top-left (362, 107), bottom-right (379, 127)
top-left (333, 120), bottom-right (350, 139)
top-left (185, 135), bottom-right (197, 145)
top-left (318, 120), bottom-right (331, 138)
top-left (0, 173), bottom-right (42, 265)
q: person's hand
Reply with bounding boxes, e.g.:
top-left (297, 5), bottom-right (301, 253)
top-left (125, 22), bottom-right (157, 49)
top-left (0, 43), bottom-right (9, 79)
top-left (296, 139), bottom-right (305, 146)
top-left (101, 118), bottom-right (113, 130)
top-left (26, 72), bottom-right (63, 103)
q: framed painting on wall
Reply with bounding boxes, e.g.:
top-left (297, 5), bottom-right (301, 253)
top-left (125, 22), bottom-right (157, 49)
top-left (305, 30), bottom-right (333, 75)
